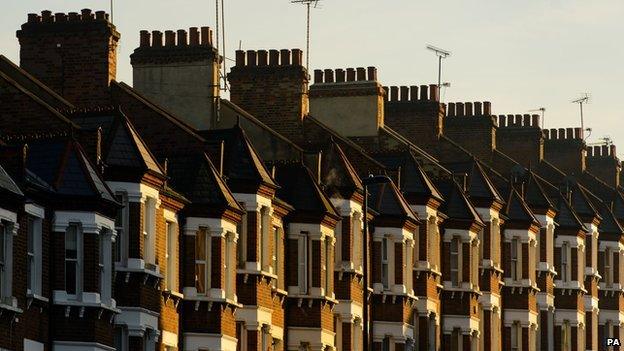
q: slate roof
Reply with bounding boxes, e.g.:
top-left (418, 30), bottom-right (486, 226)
top-left (367, 179), bottom-right (419, 222)
top-left (444, 159), bottom-right (503, 205)
top-left (274, 163), bottom-right (338, 218)
top-left (555, 193), bottom-right (587, 231)
top-left (25, 138), bottom-right (116, 203)
top-left (318, 141), bottom-right (363, 199)
top-left (0, 163), bottom-right (23, 197)
top-left (598, 204), bottom-right (624, 235)
top-left (373, 151), bottom-right (443, 203)
top-left (523, 171), bottom-right (556, 211)
top-left (437, 178), bottom-right (484, 225)
top-left (70, 108), bottom-right (165, 177)
top-left (504, 187), bottom-right (540, 225)
top-left (167, 152), bottom-right (240, 211)
top-left (563, 177), bottom-right (602, 221)
top-left (201, 125), bottom-right (277, 191)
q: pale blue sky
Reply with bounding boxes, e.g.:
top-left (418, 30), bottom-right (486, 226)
top-left (2, 1), bottom-right (623, 151)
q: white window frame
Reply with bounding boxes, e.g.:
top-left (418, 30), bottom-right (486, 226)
top-left (511, 321), bottom-right (521, 351)
top-left (450, 237), bottom-right (461, 287)
top-left (195, 227), bottom-right (210, 295)
top-left (114, 192), bottom-right (129, 264)
top-left (605, 248), bottom-right (613, 287)
top-left (114, 324), bottom-right (128, 351)
top-left (0, 221), bottom-right (12, 302)
top-left (225, 231), bottom-right (236, 300)
top-left (26, 210), bottom-right (43, 296)
top-left (472, 239), bottom-right (479, 288)
top-left (491, 218), bottom-right (501, 266)
top-left (165, 221), bottom-right (177, 291)
top-left (143, 197), bottom-right (157, 266)
top-left (237, 204), bottom-right (247, 269)
top-left (561, 242), bottom-right (569, 283)
top-left (260, 206), bottom-right (271, 272)
top-left (298, 232), bottom-right (309, 295)
top-left (352, 212), bottom-right (363, 272)
top-left (271, 226), bottom-right (280, 289)
top-left (511, 238), bottom-right (521, 281)
top-left (65, 223), bottom-right (82, 298)
top-left (324, 236), bottom-right (332, 296)
top-left (405, 239), bottom-right (414, 293)
top-left (381, 237), bottom-right (390, 290)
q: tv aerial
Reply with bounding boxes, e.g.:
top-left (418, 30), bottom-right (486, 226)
top-left (529, 107), bottom-right (546, 128)
top-left (572, 93), bottom-right (590, 138)
top-left (291, 0), bottom-right (322, 71)
top-left (426, 45), bottom-right (451, 94)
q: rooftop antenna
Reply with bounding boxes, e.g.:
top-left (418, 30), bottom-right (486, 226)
top-left (572, 93), bottom-right (590, 138)
top-left (426, 45), bottom-right (451, 96)
top-left (215, 0), bottom-right (228, 91)
top-left (291, 0), bottom-right (321, 72)
top-left (110, 0), bottom-right (114, 23)
top-left (529, 107), bottom-right (546, 128)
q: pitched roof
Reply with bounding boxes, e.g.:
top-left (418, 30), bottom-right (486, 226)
top-left (367, 180), bottom-right (419, 222)
top-left (523, 171), bottom-right (556, 211)
top-left (318, 141), bottom-right (363, 199)
top-left (445, 159), bottom-right (503, 205)
top-left (555, 193), bottom-right (587, 231)
top-left (437, 178), bottom-right (484, 225)
top-left (70, 108), bottom-right (165, 177)
top-left (274, 163), bottom-right (338, 218)
top-left (0, 163), bottom-right (23, 197)
top-left (167, 152), bottom-right (241, 211)
top-left (201, 125), bottom-right (277, 191)
top-left (598, 204), bottom-right (624, 235)
top-left (25, 138), bottom-right (116, 203)
top-left (373, 151), bottom-right (443, 203)
top-left (563, 178), bottom-right (602, 221)
top-left (505, 187), bottom-right (540, 225)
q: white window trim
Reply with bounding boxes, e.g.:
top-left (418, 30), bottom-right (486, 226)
top-left (381, 237), bottom-right (390, 290)
top-left (164, 210), bottom-right (178, 293)
top-left (114, 191), bottom-right (129, 265)
top-left (99, 228), bottom-right (114, 304)
top-left (297, 232), bottom-right (310, 295)
top-left (224, 231), bottom-right (237, 301)
top-left (25, 205), bottom-right (44, 297)
top-left (64, 223), bottom-right (83, 300)
top-left (450, 237), bottom-right (461, 287)
top-left (0, 207), bottom-right (18, 308)
top-left (143, 197), bottom-right (157, 267)
top-left (237, 205), bottom-right (248, 269)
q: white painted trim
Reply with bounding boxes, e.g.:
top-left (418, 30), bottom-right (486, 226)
top-left (106, 181), bottom-right (160, 204)
top-left (334, 300), bottom-right (364, 321)
top-left (23, 338), bottom-right (44, 351)
top-left (183, 332), bottom-right (238, 351)
top-left (0, 207), bottom-right (17, 223)
top-left (287, 327), bottom-right (335, 350)
top-left (372, 321), bottom-right (414, 341)
top-left (115, 306), bottom-right (160, 337)
top-left (161, 330), bottom-right (178, 347)
top-left (233, 192), bottom-right (272, 212)
top-left (503, 309), bottom-right (539, 327)
top-left (554, 309), bottom-right (585, 326)
top-left (442, 315), bottom-right (480, 334)
top-left (52, 341), bottom-right (115, 351)
top-left (25, 203), bottom-right (45, 218)
top-left (53, 211), bottom-right (115, 234)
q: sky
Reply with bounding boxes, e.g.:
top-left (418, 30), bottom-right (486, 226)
top-left (2, 0), bottom-right (623, 152)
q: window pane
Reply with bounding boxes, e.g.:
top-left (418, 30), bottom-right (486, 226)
top-left (66, 226), bottom-right (77, 259)
top-left (196, 229), bottom-right (206, 260)
top-left (66, 261), bottom-right (76, 294)
top-left (195, 263), bottom-right (206, 293)
top-left (0, 224), bottom-right (5, 264)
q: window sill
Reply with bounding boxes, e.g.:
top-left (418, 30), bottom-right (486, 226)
top-left (236, 268), bottom-right (277, 280)
top-left (27, 293), bottom-right (49, 304)
top-left (115, 263), bottom-right (163, 279)
top-left (0, 297), bottom-right (22, 314)
top-left (287, 293), bottom-right (339, 304)
top-left (163, 290), bottom-right (184, 299)
top-left (184, 295), bottom-right (242, 308)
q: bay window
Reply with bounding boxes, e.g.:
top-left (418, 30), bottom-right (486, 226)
top-left (272, 226), bottom-right (282, 289)
top-left (166, 221), bottom-right (177, 291)
top-left (324, 236), bottom-right (332, 296)
top-left (65, 223), bottom-right (81, 296)
top-left (114, 192), bottom-right (128, 264)
top-left (353, 213), bottom-right (362, 271)
top-left (143, 197), bottom-right (156, 266)
top-left (27, 214), bottom-right (43, 295)
top-left (561, 243), bottom-right (569, 282)
top-left (605, 248), bottom-right (613, 287)
top-left (0, 222), bottom-right (9, 301)
top-left (297, 232), bottom-right (309, 294)
top-left (450, 237), bottom-right (460, 287)
top-left (260, 206), bottom-right (270, 272)
top-left (237, 204), bottom-right (247, 268)
top-left (381, 237), bottom-right (389, 290)
top-left (511, 321), bottom-right (521, 351)
top-left (195, 227), bottom-right (210, 294)
top-left (511, 238), bottom-right (520, 281)
top-left (225, 231), bottom-right (236, 300)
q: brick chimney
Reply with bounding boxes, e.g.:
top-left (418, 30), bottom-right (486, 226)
top-left (496, 114), bottom-right (543, 167)
top-left (543, 127), bottom-right (586, 175)
top-left (16, 9), bottom-right (120, 106)
top-left (586, 144), bottom-right (620, 188)
top-left (309, 67), bottom-right (385, 137)
top-left (227, 49), bottom-right (308, 142)
top-left (384, 84), bottom-right (444, 147)
top-left (443, 101), bottom-right (497, 159)
top-left (131, 27), bottom-right (220, 130)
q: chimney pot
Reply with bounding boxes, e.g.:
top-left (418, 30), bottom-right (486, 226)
top-left (324, 69), bottom-right (334, 83)
top-left (514, 114), bottom-right (522, 126)
top-left (257, 50), bottom-right (268, 66)
top-left (474, 102), bottom-right (483, 116)
top-left (558, 128), bottom-right (566, 140)
top-left (410, 86), bottom-right (419, 101)
top-left (314, 69), bottom-right (323, 84)
top-left (593, 145), bottom-right (601, 156)
top-left (522, 114), bottom-right (530, 126)
top-left (152, 31), bottom-right (163, 47)
top-left (456, 102), bottom-right (465, 117)
top-left (246, 50), bottom-right (257, 66)
top-left (95, 11), bottom-right (106, 21)
top-left (574, 127), bottom-right (582, 139)
top-left (610, 145), bottom-right (617, 157)
top-left (419, 85), bottom-right (428, 100)
top-left (550, 128), bottom-right (558, 139)
top-left (383, 86), bottom-right (389, 101)
top-left (81, 9), bottom-right (94, 20)
top-left (292, 49), bottom-right (303, 66)
top-left (367, 67), bottom-right (377, 81)
top-left (200, 27), bottom-right (212, 46)
top-left (465, 102), bottom-right (473, 117)
top-left (429, 84), bottom-right (439, 101)
top-left (41, 10), bottom-right (53, 22)
top-left (390, 86), bottom-right (399, 102)
top-left (356, 67), bottom-right (366, 81)
top-left (27, 13), bottom-right (40, 23)
top-left (400, 86), bottom-right (409, 101)
top-left (177, 30), bottom-right (187, 46)
top-left (566, 127), bottom-right (573, 139)
top-left (498, 115), bottom-right (506, 127)
top-left (189, 27), bottom-right (200, 46)
top-left (235, 50), bottom-right (246, 66)
top-left (68, 12), bottom-right (79, 21)
top-left (55, 13), bottom-right (68, 22)
top-left (335, 69), bottom-right (346, 82)
top-left (602, 145), bottom-right (609, 156)
top-left (269, 49), bottom-right (280, 65)
top-left (531, 114), bottom-right (540, 127)
top-left (165, 30), bottom-right (175, 46)
top-left (346, 68), bottom-right (356, 82)
top-left (139, 30), bottom-right (150, 47)
top-left (448, 103), bottom-right (456, 117)
top-left (280, 49), bottom-right (291, 66)
top-left (543, 129), bottom-right (550, 139)
top-left (483, 101), bottom-right (492, 115)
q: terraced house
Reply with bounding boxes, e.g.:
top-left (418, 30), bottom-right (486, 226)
top-left (2, 7), bottom-right (624, 351)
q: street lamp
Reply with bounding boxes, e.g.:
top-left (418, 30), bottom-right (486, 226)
top-left (362, 174), bottom-right (392, 351)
